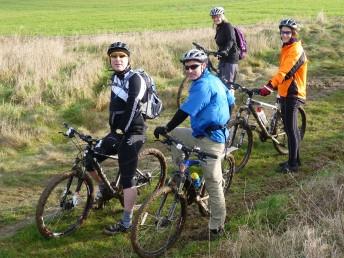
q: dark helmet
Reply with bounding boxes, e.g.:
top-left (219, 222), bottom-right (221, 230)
top-left (210, 7), bottom-right (225, 16)
top-left (107, 42), bottom-right (130, 56)
top-left (279, 18), bottom-right (298, 30)
top-left (181, 49), bottom-right (208, 64)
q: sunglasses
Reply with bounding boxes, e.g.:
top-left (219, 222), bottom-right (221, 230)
top-left (110, 54), bottom-right (128, 58)
top-left (280, 30), bottom-right (292, 35)
top-left (184, 64), bottom-right (200, 71)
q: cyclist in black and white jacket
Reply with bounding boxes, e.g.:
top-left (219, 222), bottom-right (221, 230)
top-left (88, 42), bottom-right (147, 235)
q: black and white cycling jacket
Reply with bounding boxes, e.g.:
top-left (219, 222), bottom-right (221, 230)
top-left (109, 68), bottom-right (147, 135)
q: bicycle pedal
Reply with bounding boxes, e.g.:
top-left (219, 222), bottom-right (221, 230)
top-left (259, 133), bottom-right (268, 142)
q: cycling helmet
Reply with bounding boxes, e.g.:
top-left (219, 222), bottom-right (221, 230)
top-left (107, 42), bottom-right (130, 56)
top-left (181, 49), bottom-right (208, 64)
top-left (279, 18), bottom-right (298, 30)
top-left (210, 7), bottom-right (225, 16)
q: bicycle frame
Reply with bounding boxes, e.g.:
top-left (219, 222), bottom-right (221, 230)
top-left (231, 84), bottom-right (285, 145)
top-left (67, 125), bottom-right (157, 201)
top-left (239, 96), bottom-right (283, 144)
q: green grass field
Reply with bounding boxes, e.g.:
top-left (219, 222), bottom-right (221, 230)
top-left (0, 0), bottom-right (343, 35)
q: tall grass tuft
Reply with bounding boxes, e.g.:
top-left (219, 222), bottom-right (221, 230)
top-left (204, 162), bottom-right (344, 258)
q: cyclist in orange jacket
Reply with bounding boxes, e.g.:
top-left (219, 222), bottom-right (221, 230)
top-left (257, 18), bottom-right (308, 173)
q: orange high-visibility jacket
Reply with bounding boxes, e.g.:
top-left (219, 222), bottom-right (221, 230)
top-left (270, 40), bottom-right (308, 99)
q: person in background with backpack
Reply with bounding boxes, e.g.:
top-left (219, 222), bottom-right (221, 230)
top-left (86, 41), bottom-right (148, 234)
top-left (154, 49), bottom-right (235, 240)
top-left (210, 6), bottom-right (239, 87)
top-left (255, 19), bottom-right (308, 173)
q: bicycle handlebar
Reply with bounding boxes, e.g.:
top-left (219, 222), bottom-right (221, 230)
top-left (227, 82), bottom-right (259, 97)
top-left (159, 134), bottom-right (218, 160)
top-left (192, 42), bottom-right (217, 56)
top-left (61, 123), bottom-right (98, 145)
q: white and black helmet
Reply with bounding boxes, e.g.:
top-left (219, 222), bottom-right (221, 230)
top-left (279, 18), bottom-right (298, 30)
top-left (181, 49), bottom-right (208, 64)
top-left (107, 41), bottom-right (130, 56)
top-left (210, 7), bottom-right (225, 16)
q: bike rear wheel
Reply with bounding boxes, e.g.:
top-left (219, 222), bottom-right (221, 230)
top-left (131, 186), bottom-right (187, 258)
top-left (272, 107), bottom-right (307, 154)
top-left (222, 154), bottom-right (235, 193)
top-left (35, 170), bottom-right (94, 238)
top-left (226, 119), bottom-right (253, 173)
top-left (176, 77), bottom-right (189, 108)
top-left (298, 106), bottom-right (306, 140)
top-left (197, 153), bottom-right (235, 216)
top-left (133, 148), bottom-right (167, 207)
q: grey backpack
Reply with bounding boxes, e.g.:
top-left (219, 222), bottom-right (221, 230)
top-left (132, 69), bottom-right (163, 119)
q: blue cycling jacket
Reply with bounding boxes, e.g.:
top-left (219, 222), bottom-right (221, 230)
top-left (181, 69), bottom-right (235, 143)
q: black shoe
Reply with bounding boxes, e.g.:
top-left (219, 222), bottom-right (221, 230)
top-left (278, 163), bottom-right (298, 173)
top-left (279, 160), bottom-right (301, 168)
top-left (196, 227), bottom-right (225, 241)
top-left (278, 161), bottom-right (288, 168)
top-left (103, 221), bottom-right (131, 235)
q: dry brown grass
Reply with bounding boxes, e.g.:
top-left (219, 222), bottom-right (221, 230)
top-left (0, 22), bottom-right (284, 150)
top-left (0, 24), bottom-right (280, 107)
top-left (201, 163), bottom-right (344, 258)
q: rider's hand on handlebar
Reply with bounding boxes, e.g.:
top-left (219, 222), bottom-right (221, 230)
top-left (154, 126), bottom-right (168, 139)
top-left (216, 50), bottom-right (227, 58)
top-left (257, 84), bottom-right (274, 96)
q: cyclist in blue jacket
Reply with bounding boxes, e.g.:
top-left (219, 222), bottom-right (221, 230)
top-left (154, 49), bottom-right (235, 240)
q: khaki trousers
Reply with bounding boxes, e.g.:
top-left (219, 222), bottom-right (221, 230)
top-left (170, 128), bottom-right (226, 230)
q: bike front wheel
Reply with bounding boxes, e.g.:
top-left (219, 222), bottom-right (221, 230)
top-left (35, 170), bottom-right (94, 238)
top-left (227, 119), bottom-right (253, 173)
top-left (131, 186), bottom-right (187, 258)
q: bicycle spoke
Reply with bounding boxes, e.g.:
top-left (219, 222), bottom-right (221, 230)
top-left (135, 149), bottom-right (166, 206)
top-left (36, 172), bottom-right (93, 238)
top-left (132, 187), bottom-right (185, 256)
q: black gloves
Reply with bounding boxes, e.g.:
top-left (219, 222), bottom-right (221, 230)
top-left (216, 50), bottom-right (227, 58)
top-left (154, 126), bottom-right (168, 139)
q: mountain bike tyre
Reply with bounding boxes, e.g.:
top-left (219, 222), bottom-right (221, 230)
top-left (131, 186), bottom-right (187, 258)
top-left (176, 77), bottom-right (189, 108)
top-left (272, 106), bottom-right (306, 155)
top-left (129, 148), bottom-right (167, 208)
top-left (226, 119), bottom-right (253, 173)
top-left (35, 170), bottom-right (94, 238)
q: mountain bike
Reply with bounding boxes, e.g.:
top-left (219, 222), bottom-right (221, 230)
top-left (131, 134), bottom-right (235, 258)
top-left (177, 42), bottom-right (219, 107)
top-left (35, 123), bottom-right (167, 239)
top-left (227, 82), bottom-right (306, 173)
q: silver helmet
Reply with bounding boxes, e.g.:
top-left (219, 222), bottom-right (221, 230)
top-left (181, 49), bottom-right (208, 64)
top-left (210, 7), bottom-right (225, 16)
top-left (279, 18), bottom-right (298, 30)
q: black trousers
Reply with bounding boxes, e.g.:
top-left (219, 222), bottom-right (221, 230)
top-left (280, 97), bottom-right (303, 167)
top-left (88, 132), bottom-right (145, 189)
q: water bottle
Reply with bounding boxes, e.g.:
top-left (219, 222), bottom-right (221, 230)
top-left (256, 107), bottom-right (268, 127)
top-left (191, 172), bottom-right (201, 189)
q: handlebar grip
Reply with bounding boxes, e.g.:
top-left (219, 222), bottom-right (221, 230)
top-left (202, 152), bottom-right (218, 159)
